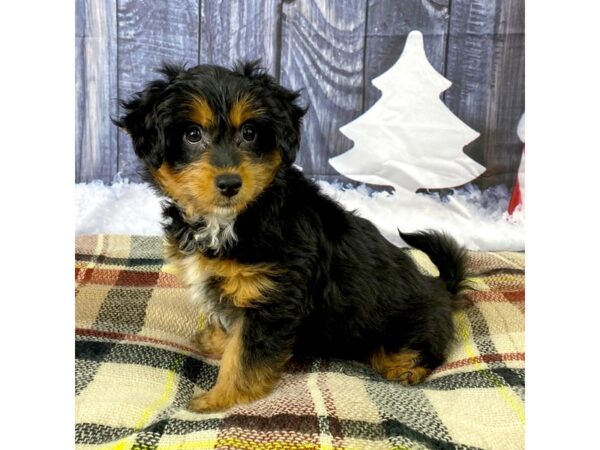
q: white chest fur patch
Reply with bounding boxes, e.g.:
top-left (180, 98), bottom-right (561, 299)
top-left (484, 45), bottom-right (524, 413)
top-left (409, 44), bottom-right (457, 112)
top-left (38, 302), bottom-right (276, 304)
top-left (194, 214), bottom-right (237, 254)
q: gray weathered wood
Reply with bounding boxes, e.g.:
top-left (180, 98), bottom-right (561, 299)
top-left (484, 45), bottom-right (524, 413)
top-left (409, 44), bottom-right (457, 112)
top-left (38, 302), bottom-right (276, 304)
top-left (75, 0), bottom-right (525, 190)
top-left (117, 0), bottom-right (200, 182)
top-left (76, 0), bottom-right (118, 183)
top-left (363, 0), bottom-right (450, 111)
top-left (199, 0), bottom-right (281, 77)
top-left (481, 0), bottom-right (525, 190)
top-left (444, 0), bottom-right (525, 189)
top-left (280, 0), bottom-right (368, 177)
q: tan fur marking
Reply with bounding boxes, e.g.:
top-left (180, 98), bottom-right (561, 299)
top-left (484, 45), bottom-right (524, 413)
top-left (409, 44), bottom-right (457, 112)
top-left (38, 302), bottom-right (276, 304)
top-left (154, 151), bottom-right (281, 219)
top-left (218, 271), bottom-right (277, 307)
top-left (370, 348), bottom-right (431, 385)
top-left (229, 94), bottom-right (265, 128)
top-left (202, 256), bottom-right (278, 307)
top-left (164, 239), bottom-right (279, 307)
top-left (189, 96), bottom-right (215, 128)
top-left (194, 321), bottom-right (229, 359)
top-left (188, 319), bottom-right (287, 412)
top-left (154, 154), bottom-right (216, 218)
top-left (235, 151), bottom-right (282, 215)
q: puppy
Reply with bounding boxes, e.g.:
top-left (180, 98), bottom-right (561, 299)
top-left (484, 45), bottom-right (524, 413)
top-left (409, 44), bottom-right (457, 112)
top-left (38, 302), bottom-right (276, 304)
top-left (116, 61), bottom-right (469, 412)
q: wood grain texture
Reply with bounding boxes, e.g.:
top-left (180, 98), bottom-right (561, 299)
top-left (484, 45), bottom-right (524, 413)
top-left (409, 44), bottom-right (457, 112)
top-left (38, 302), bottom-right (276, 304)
top-left (75, 0), bottom-right (525, 191)
top-left (76, 0), bottom-right (118, 183)
top-left (199, 0), bottom-right (280, 76)
top-left (280, 0), bottom-right (368, 177)
top-left (117, 0), bottom-right (200, 182)
top-left (444, 0), bottom-right (525, 189)
top-left (481, 0), bottom-right (525, 190)
top-left (363, 0), bottom-right (450, 110)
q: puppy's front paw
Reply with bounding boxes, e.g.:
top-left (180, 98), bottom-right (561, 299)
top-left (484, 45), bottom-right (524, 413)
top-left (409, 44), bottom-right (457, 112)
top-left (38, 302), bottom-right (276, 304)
top-left (188, 391), bottom-right (232, 413)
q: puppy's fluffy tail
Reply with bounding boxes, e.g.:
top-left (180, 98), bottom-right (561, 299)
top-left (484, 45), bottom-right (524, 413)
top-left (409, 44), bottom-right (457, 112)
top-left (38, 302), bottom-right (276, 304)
top-left (399, 230), bottom-right (469, 298)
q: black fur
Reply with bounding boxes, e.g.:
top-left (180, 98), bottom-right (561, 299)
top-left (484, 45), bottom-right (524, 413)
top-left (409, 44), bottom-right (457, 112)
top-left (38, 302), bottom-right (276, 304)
top-left (399, 230), bottom-right (467, 295)
top-left (222, 168), bottom-right (465, 368)
top-left (116, 61), bottom-right (470, 390)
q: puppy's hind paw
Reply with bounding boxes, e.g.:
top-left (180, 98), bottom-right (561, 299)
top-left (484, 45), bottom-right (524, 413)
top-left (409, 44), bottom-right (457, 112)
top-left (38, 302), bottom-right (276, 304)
top-left (370, 348), bottom-right (431, 385)
top-left (395, 366), bottom-right (431, 385)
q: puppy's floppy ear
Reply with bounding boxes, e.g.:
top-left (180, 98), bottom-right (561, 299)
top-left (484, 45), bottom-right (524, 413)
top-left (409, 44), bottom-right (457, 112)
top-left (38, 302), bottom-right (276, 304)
top-left (272, 87), bottom-right (307, 166)
top-left (113, 63), bottom-right (184, 169)
top-left (235, 60), bottom-right (308, 166)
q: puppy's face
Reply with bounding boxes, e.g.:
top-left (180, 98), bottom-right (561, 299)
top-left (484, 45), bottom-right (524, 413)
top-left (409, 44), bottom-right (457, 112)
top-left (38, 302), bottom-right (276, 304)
top-left (116, 62), bottom-right (305, 218)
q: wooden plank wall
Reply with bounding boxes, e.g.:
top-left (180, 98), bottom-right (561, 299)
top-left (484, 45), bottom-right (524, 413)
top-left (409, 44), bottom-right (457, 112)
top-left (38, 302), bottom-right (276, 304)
top-left (76, 0), bottom-right (525, 190)
top-left (117, 0), bottom-right (199, 179)
top-left (76, 0), bottom-right (118, 182)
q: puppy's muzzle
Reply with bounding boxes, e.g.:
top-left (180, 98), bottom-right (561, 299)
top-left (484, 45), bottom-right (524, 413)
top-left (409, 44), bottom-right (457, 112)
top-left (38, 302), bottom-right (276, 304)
top-left (215, 173), bottom-right (242, 197)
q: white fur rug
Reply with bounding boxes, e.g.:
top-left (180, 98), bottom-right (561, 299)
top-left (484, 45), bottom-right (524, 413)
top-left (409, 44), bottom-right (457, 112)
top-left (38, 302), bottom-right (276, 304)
top-left (75, 178), bottom-right (524, 251)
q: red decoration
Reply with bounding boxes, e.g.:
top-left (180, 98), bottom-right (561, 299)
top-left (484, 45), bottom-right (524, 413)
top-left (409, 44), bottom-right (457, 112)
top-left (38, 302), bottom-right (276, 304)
top-left (508, 147), bottom-right (525, 215)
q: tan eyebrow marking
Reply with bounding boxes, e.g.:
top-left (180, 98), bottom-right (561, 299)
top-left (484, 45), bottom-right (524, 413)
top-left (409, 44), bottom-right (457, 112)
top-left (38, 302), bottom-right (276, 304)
top-left (229, 94), bottom-right (265, 128)
top-left (188, 96), bottom-right (215, 128)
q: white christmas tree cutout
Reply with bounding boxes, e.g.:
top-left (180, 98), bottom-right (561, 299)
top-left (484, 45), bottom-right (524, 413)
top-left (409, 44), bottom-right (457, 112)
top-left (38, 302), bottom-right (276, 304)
top-left (329, 30), bottom-right (485, 193)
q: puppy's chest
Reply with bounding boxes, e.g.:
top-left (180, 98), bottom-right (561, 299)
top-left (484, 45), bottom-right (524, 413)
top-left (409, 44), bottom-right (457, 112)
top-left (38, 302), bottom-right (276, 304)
top-left (166, 240), bottom-right (278, 326)
top-left (193, 214), bottom-right (237, 254)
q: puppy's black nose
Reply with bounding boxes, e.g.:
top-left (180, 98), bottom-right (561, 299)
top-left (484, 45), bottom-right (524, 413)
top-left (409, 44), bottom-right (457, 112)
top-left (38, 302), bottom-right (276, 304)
top-left (215, 173), bottom-right (242, 197)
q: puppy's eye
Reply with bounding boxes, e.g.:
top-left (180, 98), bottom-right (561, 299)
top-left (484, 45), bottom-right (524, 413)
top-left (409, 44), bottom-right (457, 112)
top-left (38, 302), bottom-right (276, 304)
top-left (241, 124), bottom-right (257, 142)
top-left (184, 125), bottom-right (203, 144)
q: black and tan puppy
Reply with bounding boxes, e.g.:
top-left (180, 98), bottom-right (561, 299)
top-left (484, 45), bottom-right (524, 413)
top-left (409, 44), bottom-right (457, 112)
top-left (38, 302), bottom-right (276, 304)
top-left (116, 61), bottom-right (469, 412)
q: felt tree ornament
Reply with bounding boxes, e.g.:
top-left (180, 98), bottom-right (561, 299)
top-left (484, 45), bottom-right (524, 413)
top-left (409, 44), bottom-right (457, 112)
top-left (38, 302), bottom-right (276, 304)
top-left (329, 30), bottom-right (485, 193)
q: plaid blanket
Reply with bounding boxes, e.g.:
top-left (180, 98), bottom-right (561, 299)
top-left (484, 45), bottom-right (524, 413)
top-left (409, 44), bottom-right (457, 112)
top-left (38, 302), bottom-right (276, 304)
top-left (75, 235), bottom-right (525, 450)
